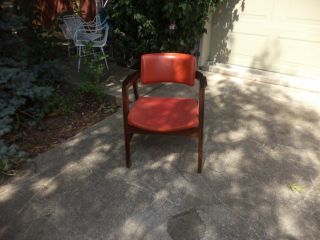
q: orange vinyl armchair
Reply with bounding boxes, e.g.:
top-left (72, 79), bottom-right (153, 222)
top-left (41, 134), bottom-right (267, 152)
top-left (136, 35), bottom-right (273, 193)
top-left (122, 53), bottom-right (207, 173)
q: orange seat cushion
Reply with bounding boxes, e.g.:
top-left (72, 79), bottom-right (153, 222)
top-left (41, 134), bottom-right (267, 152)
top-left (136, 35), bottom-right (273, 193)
top-left (128, 97), bottom-right (199, 132)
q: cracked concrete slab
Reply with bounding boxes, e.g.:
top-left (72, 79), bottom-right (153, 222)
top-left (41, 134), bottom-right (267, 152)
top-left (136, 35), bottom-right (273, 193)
top-left (1, 72), bottom-right (320, 239)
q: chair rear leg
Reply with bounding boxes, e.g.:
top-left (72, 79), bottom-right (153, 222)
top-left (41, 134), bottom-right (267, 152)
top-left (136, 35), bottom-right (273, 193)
top-left (124, 132), bottom-right (131, 168)
top-left (77, 46), bottom-right (82, 72)
top-left (67, 39), bottom-right (71, 57)
top-left (198, 133), bottom-right (203, 173)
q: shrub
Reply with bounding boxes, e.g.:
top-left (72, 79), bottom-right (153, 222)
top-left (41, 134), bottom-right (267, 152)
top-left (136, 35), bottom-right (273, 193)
top-left (104, 0), bottom-right (223, 66)
top-left (80, 42), bottom-right (107, 84)
top-left (0, 0), bottom-right (63, 174)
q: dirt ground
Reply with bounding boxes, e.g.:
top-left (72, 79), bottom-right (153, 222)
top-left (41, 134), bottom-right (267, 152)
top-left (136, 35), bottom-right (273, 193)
top-left (4, 59), bottom-right (129, 159)
top-left (5, 91), bottom-right (118, 157)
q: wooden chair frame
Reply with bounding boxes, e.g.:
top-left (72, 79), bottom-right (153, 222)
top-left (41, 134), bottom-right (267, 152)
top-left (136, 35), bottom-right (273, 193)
top-left (122, 71), bottom-right (207, 173)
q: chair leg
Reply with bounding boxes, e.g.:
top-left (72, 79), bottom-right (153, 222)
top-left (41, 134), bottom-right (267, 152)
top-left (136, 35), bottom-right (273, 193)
top-left (124, 132), bottom-right (131, 168)
top-left (100, 47), bottom-right (108, 69)
top-left (77, 46), bottom-right (82, 72)
top-left (198, 132), bottom-right (203, 173)
top-left (67, 39), bottom-right (71, 57)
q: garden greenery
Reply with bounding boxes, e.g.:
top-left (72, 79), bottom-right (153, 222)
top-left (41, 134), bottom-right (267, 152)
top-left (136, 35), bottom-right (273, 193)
top-left (105, 0), bottom-right (223, 66)
top-left (1, 0), bottom-right (223, 174)
top-left (0, 0), bottom-right (63, 173)
top-left (0, 0), bottom-right (107, 174)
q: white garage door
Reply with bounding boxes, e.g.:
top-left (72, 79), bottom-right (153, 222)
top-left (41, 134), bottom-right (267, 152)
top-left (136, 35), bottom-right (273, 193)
top-left (210, 0), bottom-right (320, 79)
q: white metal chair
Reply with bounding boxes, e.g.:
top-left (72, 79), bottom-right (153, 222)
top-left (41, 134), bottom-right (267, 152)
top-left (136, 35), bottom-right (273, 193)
top-left (75, 22), bottom-right (109, 72)
top-left (59, 15), bottom-right (84, 56)
top-left (59, 14), bottom-right (106, 57)
top-left (59, 23), bottom-right (72, 56)
top-left (59, 15), bottom-right (81, 56)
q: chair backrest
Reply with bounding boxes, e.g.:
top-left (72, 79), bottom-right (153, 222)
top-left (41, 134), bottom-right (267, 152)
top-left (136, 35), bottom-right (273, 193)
top-left (95, 23), bottom-right (109, 46)
top-left (141, 53), bottom-right (196, 86)
top-left (101, 24), bottom-right (110, 44)
top-left (93, 23), bottom-right (109, 44)
top-left (93, 15), bottom-right (108, 29)
top-left (63, 15), bottom-right (83, 39)
top-left (59, 24), bottom-right (71, 40)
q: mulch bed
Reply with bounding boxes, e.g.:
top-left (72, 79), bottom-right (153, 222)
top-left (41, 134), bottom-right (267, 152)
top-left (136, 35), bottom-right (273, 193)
top-left (5, 92), bottom-right (117, 157)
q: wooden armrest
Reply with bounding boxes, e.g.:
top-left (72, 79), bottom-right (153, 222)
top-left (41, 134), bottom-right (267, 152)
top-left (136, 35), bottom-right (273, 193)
top-left (122, 71), bottom-right (140, 118)
top-left (122, 71), bottom-right (140, 90)
top-left (195, 71), bottom-right (206, 128)
top-left (196, 71), bottom-right (207, 89)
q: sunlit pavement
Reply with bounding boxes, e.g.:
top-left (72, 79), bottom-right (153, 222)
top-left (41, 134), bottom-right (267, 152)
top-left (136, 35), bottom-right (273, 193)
top-left (1, 72), bottom-right (320, 239)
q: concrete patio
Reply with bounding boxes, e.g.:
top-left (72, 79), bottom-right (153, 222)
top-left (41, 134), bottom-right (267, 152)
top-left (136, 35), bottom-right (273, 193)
top-left (1, 72), bottom-right (320, 240)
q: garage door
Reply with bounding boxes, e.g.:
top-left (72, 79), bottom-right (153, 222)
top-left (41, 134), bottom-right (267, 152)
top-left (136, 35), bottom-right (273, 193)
top-left (209, 0), bottom-right (320, 79)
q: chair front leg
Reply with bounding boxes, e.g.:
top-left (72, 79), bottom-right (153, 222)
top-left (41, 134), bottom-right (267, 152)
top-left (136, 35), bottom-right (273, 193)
top-left (124, 129), bottom-right (132, 168)
top-left (77, 46), bottom-right (82, 72)
top-left (122, 71), bottom-right (140, 168)
top-left (198, 131), bottom-right (203, 173)
top-left (197, 71), bottom-right (207, 173)
top-left (68, 39), bottom-right (71, 57)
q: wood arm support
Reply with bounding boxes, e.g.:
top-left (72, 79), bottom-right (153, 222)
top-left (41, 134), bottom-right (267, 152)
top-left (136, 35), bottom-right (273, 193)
top-left (122, 71), bottom-right (140, 91)
top-left (122, 71), bottom-right (140, 120)
top-left (196, 71), bottom-right (208, 89)
top-left (195, 71), bottom-right (207, 129)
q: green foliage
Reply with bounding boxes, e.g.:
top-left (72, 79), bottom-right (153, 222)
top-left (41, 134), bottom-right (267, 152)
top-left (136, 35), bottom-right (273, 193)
top-left (78, 81), bottom-right (106, 102)
top-left (38, 47), bottom-right (108, 118)
top-left (39, 80), bottom-right (107, 120)
top-left (38, 92), bottom-right (76, 120)
top-left (105, 0), bottom-right (223, 65)
top-left (0, 0), bottom-right (63, 174)
top-left (38, 42), bottom-right (108, 123)
top-left (0, 140), bottom-right (27, 173)
top-left (0, 1), bottom-right (108, 174)
top-left (77, 43), bottom-right (108, 101)
top-left (80, 42), bottom-right (107, 83)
